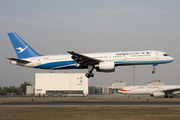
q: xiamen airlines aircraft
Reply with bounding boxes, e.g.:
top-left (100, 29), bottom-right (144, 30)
top-left (7, 33), bottom-right (174, 78)
top-left (118, 85), bottom-right (180, 98)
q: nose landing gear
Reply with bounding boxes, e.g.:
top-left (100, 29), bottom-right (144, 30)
top-left (152, 64), bottom-right (158, 74)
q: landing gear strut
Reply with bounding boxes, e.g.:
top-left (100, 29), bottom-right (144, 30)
top-left (152, 64), bottom-right (158, 74)
top-left (85, 65), bottom-right (94, 78)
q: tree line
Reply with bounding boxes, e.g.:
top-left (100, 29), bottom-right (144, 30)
top-left (0, 82), bottom-right (32, 94)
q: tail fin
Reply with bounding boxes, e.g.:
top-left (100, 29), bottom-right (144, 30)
top-left (8, 32), bottom-right (42, 59)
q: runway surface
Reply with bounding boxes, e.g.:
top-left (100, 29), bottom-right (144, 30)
top-left (1, 101), bottom-right (180, 107)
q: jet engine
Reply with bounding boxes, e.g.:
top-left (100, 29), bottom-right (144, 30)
top-left (95, 61), bottom-right (115, 72)
top-left (153, 91), bottom-right (165, 97)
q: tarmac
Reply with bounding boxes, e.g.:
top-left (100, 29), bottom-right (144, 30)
top-left (0, 95), bottom-right (180, 107)
top-left (0, 101), bottom-right (180, 107)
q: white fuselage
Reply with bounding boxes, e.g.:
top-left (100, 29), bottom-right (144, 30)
top-left (118, 85), bottom-right (180, 95)
top-left (12, 50), bottom-right (174, 70)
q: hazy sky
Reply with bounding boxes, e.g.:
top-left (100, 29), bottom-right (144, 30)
top-left (0, 0), bottom-right (180, 87)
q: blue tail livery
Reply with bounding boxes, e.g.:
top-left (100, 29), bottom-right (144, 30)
top-left (8, 33), bottom-right (42, 59)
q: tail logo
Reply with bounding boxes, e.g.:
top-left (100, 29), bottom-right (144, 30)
top-left (16, 46), bottom-right (28, 53)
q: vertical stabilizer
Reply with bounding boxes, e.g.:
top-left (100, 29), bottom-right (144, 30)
top-left (8, 32), bottom-right (42, 59)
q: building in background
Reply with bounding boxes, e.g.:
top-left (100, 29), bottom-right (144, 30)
top-left (26, 73), bottom-right (167, 97)
top-left (26, 86), bottom-right (35, 95)
top-left (89, 86), bottom-right (110, 95)
top-left (147, 80), bottom-right (165, 86)
top-left (89, 81), bottom-right (126, 95)
top-left (35, 73), bottom-right (88, 97)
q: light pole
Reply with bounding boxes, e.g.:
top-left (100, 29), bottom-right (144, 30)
top-left (133, 66), bottom-right (136, 86)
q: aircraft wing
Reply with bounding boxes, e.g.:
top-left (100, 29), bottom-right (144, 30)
top-left (162, 88), bottom-right (180, 93)
top-left (67, 51), bottom-right (102, 66)
top-left (7, 58), bottom-right (31, 64)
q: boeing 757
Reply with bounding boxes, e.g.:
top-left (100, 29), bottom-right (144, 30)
top-left (7, 33), bottom-right (174, 78)
top-left (118, 85), bottom-right (180, 98)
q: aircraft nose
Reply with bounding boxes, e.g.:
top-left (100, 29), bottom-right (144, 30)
top-left (169, 57), bottom-right (174, 62)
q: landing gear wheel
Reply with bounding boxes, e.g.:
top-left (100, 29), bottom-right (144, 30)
top-left (85, 65), bottom-right (95, 78)
top-left (85, 73), bottom-right (94, 78)
top-left (85, 73), bottom-right (90, 78)
top-left (89, 73), bottom-right (94, 77)
top-left (152, 70), bottom-right (155, 74)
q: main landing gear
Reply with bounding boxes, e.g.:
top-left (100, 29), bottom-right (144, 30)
top-left (85, 65), bottom-right (94, 78)
top-left (152, 64), bottom-right (158, 74)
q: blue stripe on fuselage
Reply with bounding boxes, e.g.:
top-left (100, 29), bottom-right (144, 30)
top-left (34, 61), bottom-right (78, 69)
top-left (115, 59), bottom-right (173, 66)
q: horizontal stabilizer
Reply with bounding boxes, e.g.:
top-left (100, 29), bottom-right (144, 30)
top-left (7, 58), bottom-right (30, 64)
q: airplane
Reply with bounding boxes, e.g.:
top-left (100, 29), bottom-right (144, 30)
top-left (7, 32), bottom-right (174, 78)
top-left (118, 85), bottom-right (180, 98)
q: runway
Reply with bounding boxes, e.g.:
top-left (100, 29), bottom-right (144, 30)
top-left (1, 101), bottom-right (180, 107)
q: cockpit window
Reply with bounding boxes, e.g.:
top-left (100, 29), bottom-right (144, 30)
top-left (163, 54), bottom-right (169, 56)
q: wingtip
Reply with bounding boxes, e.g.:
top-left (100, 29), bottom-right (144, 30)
top-left (67, 50), bottom-right (74, 53)
top-left (7, 32), bottom-right (16, 34)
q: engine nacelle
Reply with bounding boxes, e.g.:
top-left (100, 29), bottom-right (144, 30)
top-left (153, 91), bottom-right (165, 98)
top-left (95, 61), bottom-right (115, 72)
